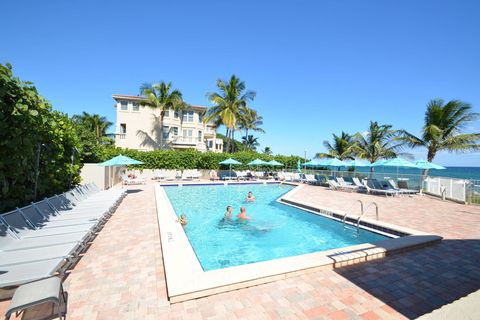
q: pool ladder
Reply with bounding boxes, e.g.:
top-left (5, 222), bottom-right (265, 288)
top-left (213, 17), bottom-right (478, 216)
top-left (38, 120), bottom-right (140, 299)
top-left (342, 200), bottom-right (364, 234)
top-left (342, 200), bottom-right (379, 233)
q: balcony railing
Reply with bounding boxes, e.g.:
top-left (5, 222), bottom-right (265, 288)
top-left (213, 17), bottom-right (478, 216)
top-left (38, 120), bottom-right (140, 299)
top-left (170, 136), bottom-right (198, 145)
top-left (114, 133), bottom-right (126, 140)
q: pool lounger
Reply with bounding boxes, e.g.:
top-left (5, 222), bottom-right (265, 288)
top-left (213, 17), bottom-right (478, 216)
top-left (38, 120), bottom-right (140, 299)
top-left (0, 211), bottom-right (96, 240)
top-left (0, 258), bottom-right (66, 288)
top-left (0, 243), bottom-right (79, 267)
top-left (363, 180), bottom-right (398, 196)
top-left (4, 276), bottom-right (67, 320)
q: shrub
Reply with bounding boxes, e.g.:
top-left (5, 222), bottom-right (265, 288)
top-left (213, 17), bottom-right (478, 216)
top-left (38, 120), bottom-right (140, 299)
top-left (95, 147), bottom-right (304, 171)
top-left (0, 63), bottom-right (82, 212)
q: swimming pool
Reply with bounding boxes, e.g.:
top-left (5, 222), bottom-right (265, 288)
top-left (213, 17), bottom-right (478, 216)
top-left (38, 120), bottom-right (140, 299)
top-left (164, 183), bottom-right (388, 271)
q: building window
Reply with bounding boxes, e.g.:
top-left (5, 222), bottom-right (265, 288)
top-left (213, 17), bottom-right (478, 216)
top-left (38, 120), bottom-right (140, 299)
top-left (208, 140), bottom-right (213, 148)
top-left (182, 111), bottom-right (194, 122)
top-left (164, 110), bottom-right (170, 118)
top-left (163, 126), bottom-right (170, 139)
top-left (198, 130), bottom-right (202, 142)
top-left (183, 129), bottom-right (193, 141)
top-left (120, 101), bottom-right (128, 111)
top-left (120, 123), bottom-right (127, 133)
top-left (132, 102), bottom-right (139, 111)
top-left (198, 113), bottom-right (203, 123)
top-left (172, 127), bottom-right (178, 136)
top-left (174, 111), bottom-right (179, 118)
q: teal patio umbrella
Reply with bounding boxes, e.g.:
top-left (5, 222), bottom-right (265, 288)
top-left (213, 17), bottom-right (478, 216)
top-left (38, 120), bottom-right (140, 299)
top-left (248, 159), bottom-right (269, 166)
top-left (219, 158), bottom-right (242, 178)
top-left (321, 158), bottom-right (348, 176)
top-left (414, 159), bottom-right (446, 193)
top-left (343, 159), bottom-right (371, 176)
top-left (372, 158), bottom-right (418, 178)
top-left (267, 160), bottom-right (284, 167)
top-left (99, 154), bottom-right (144, 166)
top-left (414, 159), bottom-right (446, 170)
top-left (297, 160), bottom-right (302, 173)
top-left (304, 158), bottom-right (326, 167)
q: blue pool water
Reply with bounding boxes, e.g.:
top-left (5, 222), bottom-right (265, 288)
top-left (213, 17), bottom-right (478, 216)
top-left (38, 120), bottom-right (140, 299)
top-left (164, 183), bottom-right (388, 271)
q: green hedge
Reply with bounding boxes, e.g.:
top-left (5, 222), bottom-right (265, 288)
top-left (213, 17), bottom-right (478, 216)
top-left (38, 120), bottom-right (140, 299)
top-left (96, 147), bottom-right (304, 170)
top-left (0, 63), bottom-right (82, 212)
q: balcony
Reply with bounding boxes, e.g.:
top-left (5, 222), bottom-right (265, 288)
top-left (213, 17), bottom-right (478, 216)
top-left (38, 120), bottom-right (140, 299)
top-left (170, 136), bottom-right (202, 146)
top-left (113, 133), bottom-right (126, 140)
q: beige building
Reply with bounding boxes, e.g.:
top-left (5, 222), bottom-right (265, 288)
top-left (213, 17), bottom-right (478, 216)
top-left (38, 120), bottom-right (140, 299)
top-left (112, 94), bottom-right (223, 152)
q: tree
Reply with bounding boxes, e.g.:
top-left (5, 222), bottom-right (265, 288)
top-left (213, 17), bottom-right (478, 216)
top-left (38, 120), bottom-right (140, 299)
top-left (262, 147), bottom-right (273, 155)
top-left (242, 135), bottom-right (260, 151)
top-left (0, 63), bottom-right (82, 211)
top-left (139, 82), bottom-right (185, 149)
top-left (205, 75), bottom-right (256, 153)
top-left (399, 99), bottom-right (480, 165)
top-left (353, 121), bottom-right (404, 171)
top-left (72, 112), bottom-right (112, 140)
top-left (238, 108), bottom-right (264, 147)
top-left (316, 131), bottom-right (355, 160)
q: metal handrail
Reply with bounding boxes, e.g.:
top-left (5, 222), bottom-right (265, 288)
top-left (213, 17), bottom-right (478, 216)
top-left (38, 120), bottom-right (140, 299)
top-left (342, 200), bottom-right (364, 226)
top-left (357, 202), bottom-right (379, 229)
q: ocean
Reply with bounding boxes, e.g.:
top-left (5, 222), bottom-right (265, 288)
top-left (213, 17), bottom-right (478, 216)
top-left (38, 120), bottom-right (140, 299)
top-left (350, 166), bottom-right (480, 181)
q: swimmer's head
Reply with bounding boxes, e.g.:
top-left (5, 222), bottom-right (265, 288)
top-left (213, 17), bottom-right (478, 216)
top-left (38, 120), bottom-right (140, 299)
top-left (240, 206), bottom-right (246, 213)
top-left (226, 205), bottom-right (232, 212)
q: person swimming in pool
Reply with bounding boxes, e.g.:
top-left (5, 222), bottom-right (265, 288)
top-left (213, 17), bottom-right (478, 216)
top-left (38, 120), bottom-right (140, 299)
top-left (178, 214), bottom-right (187, 226)
top-left (224, 205), bottom-right (233, 221)
top-left (246, 191), bottom-right (256, 202)
top-left (237, 206), bottom-right (251, 220)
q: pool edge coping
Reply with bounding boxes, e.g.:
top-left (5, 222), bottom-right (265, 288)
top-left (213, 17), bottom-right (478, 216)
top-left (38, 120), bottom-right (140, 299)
top-left (154, 182), bottom-right (442, 303)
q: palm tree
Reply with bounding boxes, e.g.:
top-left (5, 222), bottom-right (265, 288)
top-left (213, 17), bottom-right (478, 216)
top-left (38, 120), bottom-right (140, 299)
top-left (238, 108), bottom-right (265, 146)
top-left (262, 147), bottom-right (273, 155)
top-left (316, 131), bottom-right (355, 160)
top-left (139, 82), bottom-right (185, 148)
top-left (72, 112), bottom-right (112, 140)
top-left (242, 135), bottom-right (260, 151)
top-left (353, 121), bottom-right (404, 171)
top-left (205, 75), bottom-right (256, 153)
top-left (399, 99), bottom-right (479, 166)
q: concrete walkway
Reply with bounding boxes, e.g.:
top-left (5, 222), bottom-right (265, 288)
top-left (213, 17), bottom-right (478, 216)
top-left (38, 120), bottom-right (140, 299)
top-left (1, 182), bottom-right (479, 319)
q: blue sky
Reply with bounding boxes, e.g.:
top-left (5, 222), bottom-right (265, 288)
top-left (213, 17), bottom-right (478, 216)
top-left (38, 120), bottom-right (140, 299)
top-left (1, 0), bottom-right (479, 166)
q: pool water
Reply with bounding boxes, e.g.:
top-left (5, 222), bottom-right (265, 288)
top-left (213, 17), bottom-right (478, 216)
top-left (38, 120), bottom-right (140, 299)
top-left (164, 183), bottom-right (388, 271)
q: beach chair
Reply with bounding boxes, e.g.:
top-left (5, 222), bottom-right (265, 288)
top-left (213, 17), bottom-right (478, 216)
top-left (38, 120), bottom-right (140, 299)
top-left (304, 174), bottom-right (317, 185)
top-left (363, 179), bottom-right (398, 197)
top-left (122, 174), bottom-right (146, 185)
top-left (388, 179), bottom-right (418, 195)
top-left (0, 259), bottom-right (67, 288)
top-left (336, 177), bottom-right (359, 192)
top-left (4, 276), bottom-right (67, 320)
top-left (328, 179), bottom-right (343, 191)
top-left (352, 177), bottom-right (367, 192)
top-left (0, 210), bottom-right (95, 241)
top-left (0, 243), bottom-right (79, 268)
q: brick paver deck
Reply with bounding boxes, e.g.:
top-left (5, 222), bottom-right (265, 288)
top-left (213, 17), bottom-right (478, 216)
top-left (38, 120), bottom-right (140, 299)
top-left (1, 183), bottom-right (479, 319)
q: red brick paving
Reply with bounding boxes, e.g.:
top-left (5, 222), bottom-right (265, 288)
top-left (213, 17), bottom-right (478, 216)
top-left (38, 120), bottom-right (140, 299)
top-left (1, 183), bottom-right (479, 319)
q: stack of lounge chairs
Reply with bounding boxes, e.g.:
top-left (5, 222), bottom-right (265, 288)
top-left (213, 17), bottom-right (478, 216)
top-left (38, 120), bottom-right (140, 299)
top-left (181, 169), bottom-right (201, 181)
top-left (0, 183), bottom-right (125, 289)
top-left (121, 174), bottom-right (147, 185)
